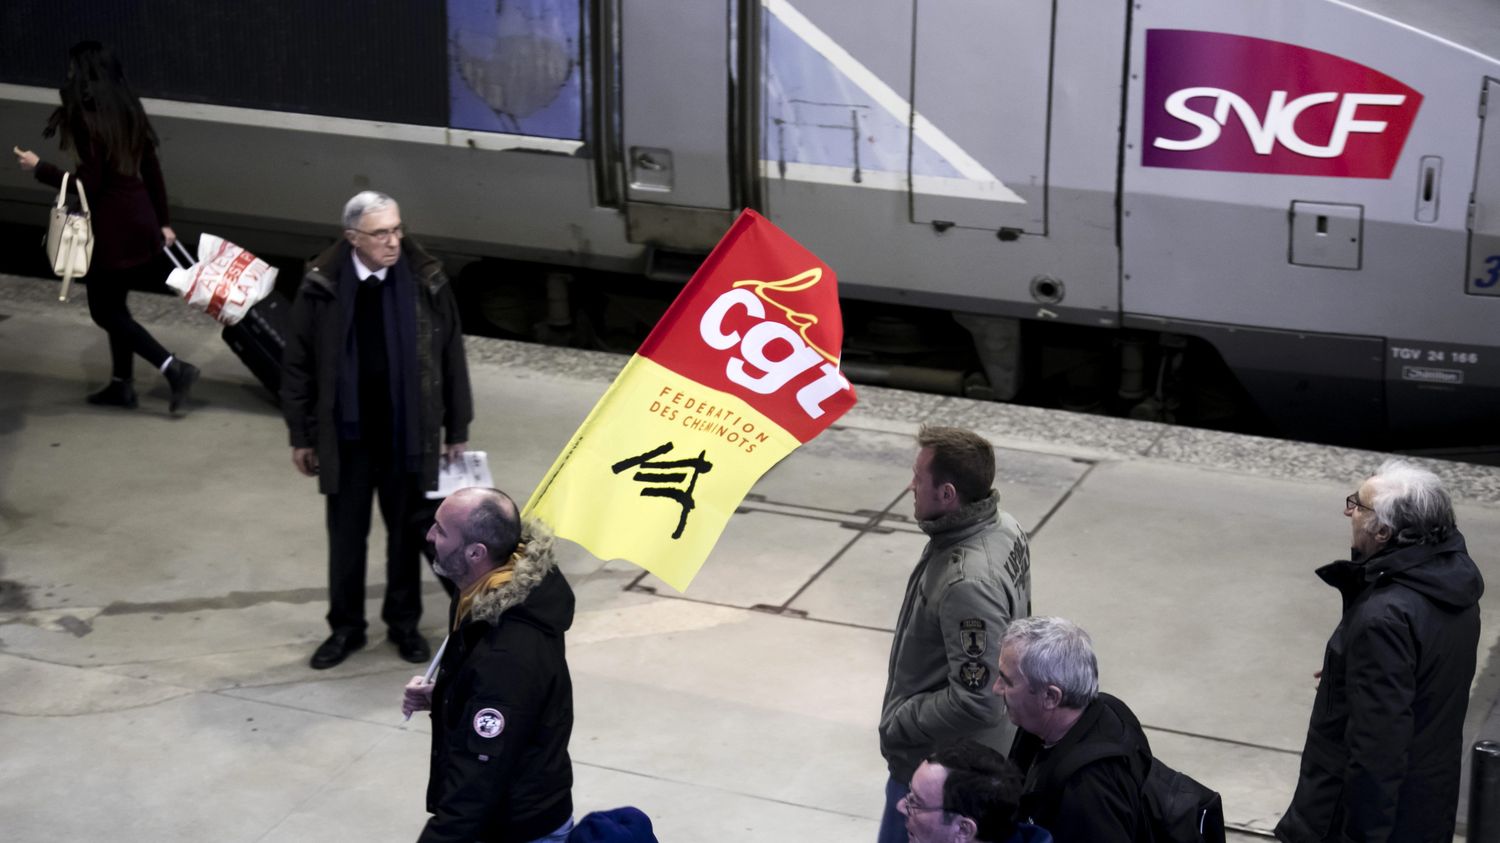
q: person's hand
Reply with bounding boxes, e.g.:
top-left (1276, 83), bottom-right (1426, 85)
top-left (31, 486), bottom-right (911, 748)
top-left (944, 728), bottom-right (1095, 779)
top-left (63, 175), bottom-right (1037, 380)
top-left (443, 441), bottom-right (467, 468)
top-left (161, 226), bottom-right (177, 248)
top-left (13, 146), bottom-right (38, 171)
top-left (1313, 669), bottom-right (1323, 688)
top-left (292, 447), bottom-right (319, 477)
top-left (402, 676), bottom-right (435, 718)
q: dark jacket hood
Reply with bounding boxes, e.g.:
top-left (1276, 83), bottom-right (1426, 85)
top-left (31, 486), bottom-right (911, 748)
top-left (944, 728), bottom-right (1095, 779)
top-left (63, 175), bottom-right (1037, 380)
top-left (468, 517), bottom-right (574, 636)
top-left (1318, 529), bottom-right (1484, 611)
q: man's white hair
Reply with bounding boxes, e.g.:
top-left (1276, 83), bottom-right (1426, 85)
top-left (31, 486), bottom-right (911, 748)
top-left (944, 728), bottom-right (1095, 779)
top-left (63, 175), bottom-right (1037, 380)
top-left (342, 191), bottom-right (396, 229)
top-left (1366, 458), bottom-right (1455, 543)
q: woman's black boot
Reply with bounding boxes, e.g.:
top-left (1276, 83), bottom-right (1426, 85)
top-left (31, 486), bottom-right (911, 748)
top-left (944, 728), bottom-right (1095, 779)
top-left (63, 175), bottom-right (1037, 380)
top-left (164, 359), bottom-right (200, 414)
top-left (87, 377), bottom-right (138, 409)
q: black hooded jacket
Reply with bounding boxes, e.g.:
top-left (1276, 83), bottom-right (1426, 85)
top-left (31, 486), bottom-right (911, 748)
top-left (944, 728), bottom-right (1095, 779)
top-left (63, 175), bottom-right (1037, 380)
top-left (420, 522), bottom-right (575, 843)
top-left (1277, 530), bottom-right (1484, 843)
top-left (1010, 693), bottom-right (1152, 843)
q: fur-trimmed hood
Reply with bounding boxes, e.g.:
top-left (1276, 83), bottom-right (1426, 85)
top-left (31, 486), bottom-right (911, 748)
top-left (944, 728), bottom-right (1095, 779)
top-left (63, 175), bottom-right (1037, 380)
top-left (467, 517), bottom-right (573, 633)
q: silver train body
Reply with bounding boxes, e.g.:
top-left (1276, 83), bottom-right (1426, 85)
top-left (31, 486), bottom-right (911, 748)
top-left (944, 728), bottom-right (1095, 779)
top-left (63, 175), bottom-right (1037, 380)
top-left (3, 0), bottom-right (1498, 445)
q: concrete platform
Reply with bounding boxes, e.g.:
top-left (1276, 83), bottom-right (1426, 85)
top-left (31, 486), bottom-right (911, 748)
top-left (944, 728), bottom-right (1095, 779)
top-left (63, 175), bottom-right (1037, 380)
top-left (1, 273), bottom-right (1496, 841)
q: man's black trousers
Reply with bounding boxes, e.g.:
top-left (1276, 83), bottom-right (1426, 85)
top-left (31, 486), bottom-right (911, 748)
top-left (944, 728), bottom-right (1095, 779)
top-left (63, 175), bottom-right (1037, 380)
top-left (325, 440), bottom-right (425, 635)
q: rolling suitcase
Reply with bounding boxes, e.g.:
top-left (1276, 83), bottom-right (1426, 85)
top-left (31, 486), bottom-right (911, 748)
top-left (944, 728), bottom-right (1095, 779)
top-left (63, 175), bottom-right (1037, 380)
top-left (221, 290), bottom-right (291, 399)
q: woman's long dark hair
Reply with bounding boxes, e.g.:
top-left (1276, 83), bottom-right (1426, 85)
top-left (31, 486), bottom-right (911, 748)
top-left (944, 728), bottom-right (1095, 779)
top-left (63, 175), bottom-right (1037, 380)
top-left (43, 41), bottom-right (158, 177)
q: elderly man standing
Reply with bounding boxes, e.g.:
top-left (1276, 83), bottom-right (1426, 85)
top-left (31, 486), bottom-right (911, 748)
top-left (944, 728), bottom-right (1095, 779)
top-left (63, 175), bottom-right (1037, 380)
top-left (1277, 460), bottom-right (1484, 843)
top-left (283, 191), bottom-right (473, 669)
top-left (992, 616), bottom-right (1151, 843)
top-left (401, 487), bottom-right (575, 843)
top-left (877, 424), bottom-right (1032, 843)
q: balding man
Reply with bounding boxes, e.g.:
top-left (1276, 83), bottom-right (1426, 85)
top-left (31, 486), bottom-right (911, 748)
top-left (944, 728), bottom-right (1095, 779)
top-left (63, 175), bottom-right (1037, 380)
top-left (402, 487), bottom-right (576, 843)
top-left (1278, 460), bottom-right (1484, 843)
top-left (283, 191), bottom-right (473, 669)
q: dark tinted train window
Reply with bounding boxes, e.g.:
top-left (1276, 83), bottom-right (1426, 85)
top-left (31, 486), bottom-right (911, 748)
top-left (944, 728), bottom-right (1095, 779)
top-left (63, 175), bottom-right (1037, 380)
top-left (0, 0), bottom-right (447, 126)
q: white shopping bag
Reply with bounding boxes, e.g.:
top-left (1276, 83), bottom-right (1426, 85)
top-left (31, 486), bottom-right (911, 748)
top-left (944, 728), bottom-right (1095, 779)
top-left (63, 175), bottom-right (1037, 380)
top-left (165, 234), bottom-right (278, 325)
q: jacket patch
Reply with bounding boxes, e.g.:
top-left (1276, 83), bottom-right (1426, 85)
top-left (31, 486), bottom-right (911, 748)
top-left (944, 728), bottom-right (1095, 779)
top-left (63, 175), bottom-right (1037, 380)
top-left (959, 619), bottom-right (987, 657)
top-left (473, 708), bottom-right (505, 739)
top-left (959, 660), bottom-right (990, 690)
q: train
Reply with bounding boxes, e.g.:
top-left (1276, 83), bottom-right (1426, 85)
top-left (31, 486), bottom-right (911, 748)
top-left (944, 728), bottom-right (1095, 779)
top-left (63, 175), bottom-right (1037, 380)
top-left (2, 0), bottom-right (1498, 449)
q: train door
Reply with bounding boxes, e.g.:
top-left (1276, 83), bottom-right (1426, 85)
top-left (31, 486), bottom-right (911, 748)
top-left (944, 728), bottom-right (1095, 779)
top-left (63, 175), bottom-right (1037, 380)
top-left (616, 0), bottom-right (739, 252)
top-left (1468, 77), bottom-right (1500, 297)
top-left (908, 1), bottom-right (1051, 232)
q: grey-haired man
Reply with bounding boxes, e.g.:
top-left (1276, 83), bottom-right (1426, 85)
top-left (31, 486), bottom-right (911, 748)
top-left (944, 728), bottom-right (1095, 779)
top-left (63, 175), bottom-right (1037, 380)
top-left (1277, 460), bottom-right (1484, 843)
top-left (283, 191), bottom-right (473, 669)
top-left (993, 616), bottom-right (1150, 843)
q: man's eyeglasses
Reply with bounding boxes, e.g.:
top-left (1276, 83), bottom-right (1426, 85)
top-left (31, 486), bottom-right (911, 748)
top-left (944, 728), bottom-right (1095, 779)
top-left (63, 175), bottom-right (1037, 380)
top-left (1345, 493), bottom-right (1373, 513)
top-left (902, 792), bottom-right (946, 815)
top-left (351, 224), bottom-right (405, 242)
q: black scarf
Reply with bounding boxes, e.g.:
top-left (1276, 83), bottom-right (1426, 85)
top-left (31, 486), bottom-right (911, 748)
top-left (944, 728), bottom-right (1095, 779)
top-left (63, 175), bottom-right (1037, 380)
top-left (335, 250), bottom-right (422, 467)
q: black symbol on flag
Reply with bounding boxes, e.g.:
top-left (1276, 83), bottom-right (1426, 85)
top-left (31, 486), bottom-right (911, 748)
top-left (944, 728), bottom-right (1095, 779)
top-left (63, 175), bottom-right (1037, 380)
top-left (611, 442), bottom-right (714, 540)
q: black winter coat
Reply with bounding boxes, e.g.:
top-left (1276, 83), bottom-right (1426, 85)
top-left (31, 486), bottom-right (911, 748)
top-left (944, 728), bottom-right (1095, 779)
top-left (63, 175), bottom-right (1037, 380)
top-left (281, 238), bottom-right (472, 494)
top-left (420, 542), bottom-right (575, 843)
top-left (1277, 531), bottom-right (1484, 843)
top-left (1010, 693), bottom-right (1151, 843)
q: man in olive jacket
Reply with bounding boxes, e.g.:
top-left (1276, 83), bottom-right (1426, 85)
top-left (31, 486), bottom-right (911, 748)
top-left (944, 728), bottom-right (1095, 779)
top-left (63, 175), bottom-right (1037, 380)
top-left (1277, 459), bottom-right (1484, 843)
top-left (877, 425), bottom-right (1032, 843)
top-left (283, 191), bottom-right (473, 670)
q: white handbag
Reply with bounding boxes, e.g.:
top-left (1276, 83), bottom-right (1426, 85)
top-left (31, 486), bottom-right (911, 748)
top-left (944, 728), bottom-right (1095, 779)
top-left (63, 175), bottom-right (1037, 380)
top-left (45, 171), bottom-right (94, 302)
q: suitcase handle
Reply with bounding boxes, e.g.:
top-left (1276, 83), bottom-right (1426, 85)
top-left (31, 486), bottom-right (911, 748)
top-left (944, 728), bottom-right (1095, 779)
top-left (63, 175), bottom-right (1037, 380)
top-left (165, 240), bottom-right (195, 270)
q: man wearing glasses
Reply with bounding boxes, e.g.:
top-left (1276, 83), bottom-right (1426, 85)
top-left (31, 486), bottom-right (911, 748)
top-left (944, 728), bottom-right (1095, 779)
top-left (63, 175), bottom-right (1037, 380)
top-left (283, 191), bottom-right (473, 670)
top-left (1277, 460), bottom-right (1484, 843)
top-left (897, 740), bottom-right (1052, 843)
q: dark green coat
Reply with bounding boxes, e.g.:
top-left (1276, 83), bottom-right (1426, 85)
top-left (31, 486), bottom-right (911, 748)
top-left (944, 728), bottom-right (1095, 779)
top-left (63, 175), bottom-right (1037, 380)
top-left (281, 237), bottom-right (472, 494)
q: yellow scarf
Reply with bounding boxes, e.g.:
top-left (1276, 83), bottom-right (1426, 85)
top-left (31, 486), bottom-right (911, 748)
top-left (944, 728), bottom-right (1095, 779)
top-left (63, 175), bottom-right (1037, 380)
top-left (454, 563), bottom-right (515, 631)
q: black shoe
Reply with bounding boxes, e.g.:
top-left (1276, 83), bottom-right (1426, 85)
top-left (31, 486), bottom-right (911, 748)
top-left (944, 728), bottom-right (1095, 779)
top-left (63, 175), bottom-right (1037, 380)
top-left (389, 629), bottom-right (431, 664)
top-left (310, 629), bottom-right (367, 670)
top-left (87, 379), bottom-right (138, 409)
top-left (164, 359), bottom-right (199, 414)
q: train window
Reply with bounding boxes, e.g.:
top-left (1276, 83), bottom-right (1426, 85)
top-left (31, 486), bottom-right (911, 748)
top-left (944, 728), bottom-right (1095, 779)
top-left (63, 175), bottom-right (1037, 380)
top-left (448, 0), bottom-right (584, 140)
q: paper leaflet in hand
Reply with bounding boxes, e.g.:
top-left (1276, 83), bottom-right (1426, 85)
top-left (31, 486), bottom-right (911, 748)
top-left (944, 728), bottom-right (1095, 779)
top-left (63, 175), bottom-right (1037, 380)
top-left (427, 451), bottom-right (495, 500)
top-left (165, 233), bottom-right (279, 325)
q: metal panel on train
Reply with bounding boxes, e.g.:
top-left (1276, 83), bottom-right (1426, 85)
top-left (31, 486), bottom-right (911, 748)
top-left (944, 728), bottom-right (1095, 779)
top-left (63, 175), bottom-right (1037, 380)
top-left (908, 0), bottom-right (1050, 233)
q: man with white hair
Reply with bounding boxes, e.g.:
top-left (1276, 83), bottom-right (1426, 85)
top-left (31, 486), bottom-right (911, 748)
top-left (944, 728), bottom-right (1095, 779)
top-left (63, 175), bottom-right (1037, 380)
top-left (991, 616), bottom-right (1150, 842)
top-left (283, 191), bottom-right (473, 669)
top-left (1277, 460), bottom-right (1485, 843)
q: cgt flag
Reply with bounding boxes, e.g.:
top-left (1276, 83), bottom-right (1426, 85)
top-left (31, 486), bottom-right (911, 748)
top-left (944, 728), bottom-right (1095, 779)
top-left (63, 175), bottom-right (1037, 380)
top-left (522, 209), bottom-right (858, 591)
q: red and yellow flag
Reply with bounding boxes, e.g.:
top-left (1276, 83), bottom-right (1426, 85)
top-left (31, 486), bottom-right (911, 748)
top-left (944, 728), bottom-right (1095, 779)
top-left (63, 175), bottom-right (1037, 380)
top-left (522, 210), bottom-right (858, 591)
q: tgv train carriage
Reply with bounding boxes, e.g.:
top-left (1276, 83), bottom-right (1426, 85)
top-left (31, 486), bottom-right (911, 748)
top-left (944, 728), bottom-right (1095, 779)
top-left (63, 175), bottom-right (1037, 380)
top-left (1, 1), bottom-right (1497, 448)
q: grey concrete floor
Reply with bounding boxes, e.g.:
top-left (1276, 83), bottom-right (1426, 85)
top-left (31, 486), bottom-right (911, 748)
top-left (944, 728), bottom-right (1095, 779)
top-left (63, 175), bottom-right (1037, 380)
top-left (0, 273), bottom-right (1495, 841)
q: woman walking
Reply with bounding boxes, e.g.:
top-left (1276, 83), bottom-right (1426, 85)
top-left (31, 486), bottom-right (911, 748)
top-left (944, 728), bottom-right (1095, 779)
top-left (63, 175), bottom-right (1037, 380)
top-left (13, 41), bottom-right (197, 413)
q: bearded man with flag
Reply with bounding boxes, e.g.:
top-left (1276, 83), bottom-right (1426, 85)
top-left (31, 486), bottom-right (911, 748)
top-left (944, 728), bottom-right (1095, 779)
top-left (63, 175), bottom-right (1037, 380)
top-left (401, 487), bottom-right (577, 843)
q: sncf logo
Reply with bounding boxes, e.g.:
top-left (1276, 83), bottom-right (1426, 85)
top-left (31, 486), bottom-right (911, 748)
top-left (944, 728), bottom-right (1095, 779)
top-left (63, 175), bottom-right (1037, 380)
top-left (1142, 30), bottom-right (1422, 178)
